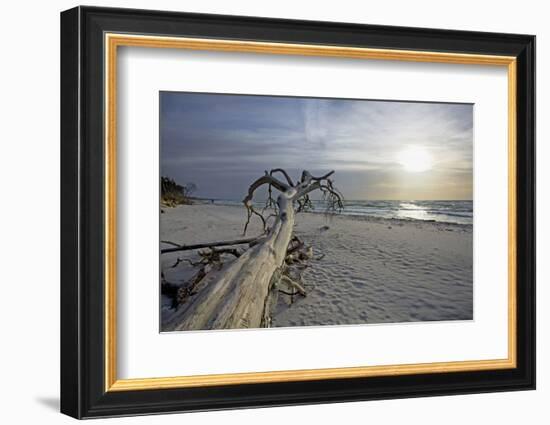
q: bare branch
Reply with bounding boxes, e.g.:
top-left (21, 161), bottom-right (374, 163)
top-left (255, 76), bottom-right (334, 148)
top-left (242, 174), bottom-right (289, 206)
top-left (161, 236), bottom-right (263, 254)
top-left (242, 174), bottom-right (290, 235)
top-left (262, 182), bottom-right (278, 213)
top-left (209, 247), bottom-right (242, 258)
top-left (161, 240), bottom-right (183, 248)
top-left (286, 239), bottom-right (305, 255)
top-left (280, 275), bottom-right (306, 296)
top-left (300, 170), bottom-right (334, 183)
top-left (243, 205), bottom-right (267, 235)
top-left (270, 168), bottom-right (295, 186)
top-left (169, 257), bottom-right (202, 268)
top-left (311, 170), bottom-right (335, 181)
top-left (294, 180), bottom-right (321, 199)
top-left (296, 194), bottom-right (314, 212)
top-left (320, 181), bottom-right (344, 212)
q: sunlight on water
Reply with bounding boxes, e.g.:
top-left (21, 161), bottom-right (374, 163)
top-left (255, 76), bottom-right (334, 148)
top-left (211, 199), bottom-right (473, 225)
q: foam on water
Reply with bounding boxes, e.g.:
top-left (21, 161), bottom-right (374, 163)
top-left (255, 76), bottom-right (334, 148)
top-left (208, 199), bottom-right (473, 225)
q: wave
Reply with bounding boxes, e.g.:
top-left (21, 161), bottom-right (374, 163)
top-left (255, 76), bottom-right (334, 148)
top-left (209, 199), bottom-right (473, 225)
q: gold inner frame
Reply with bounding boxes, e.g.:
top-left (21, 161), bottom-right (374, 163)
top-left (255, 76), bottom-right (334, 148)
top-left (104, 33), bottom-right (517, 392)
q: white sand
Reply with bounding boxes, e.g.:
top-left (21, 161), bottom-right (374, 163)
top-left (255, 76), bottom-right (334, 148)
top-left (161, 203), bottom-right (472, 329)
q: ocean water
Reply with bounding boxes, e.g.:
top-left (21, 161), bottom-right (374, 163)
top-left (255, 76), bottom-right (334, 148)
top-left (208, 199), bottom-right (473, 225)
top-left (330, 200), bottom-right (472, 225)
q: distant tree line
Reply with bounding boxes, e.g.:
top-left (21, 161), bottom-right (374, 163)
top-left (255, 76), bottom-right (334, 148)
top-left (161, 176), bottom-right (197, 207)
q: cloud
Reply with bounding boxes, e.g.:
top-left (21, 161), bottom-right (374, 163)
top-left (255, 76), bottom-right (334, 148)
top-left (160, 92), bottom-right (473, 200)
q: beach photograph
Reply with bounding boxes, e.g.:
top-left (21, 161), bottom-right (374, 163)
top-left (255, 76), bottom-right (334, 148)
top-left (159, 92), bottom-right (473, 332)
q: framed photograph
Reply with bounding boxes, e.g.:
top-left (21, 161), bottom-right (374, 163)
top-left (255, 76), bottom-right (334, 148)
top-left (60, 6), bottom-right (535, 419)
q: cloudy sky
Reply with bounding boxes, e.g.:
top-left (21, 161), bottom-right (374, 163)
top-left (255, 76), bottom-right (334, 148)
top-left (160, 92), bottom-right (473, 201)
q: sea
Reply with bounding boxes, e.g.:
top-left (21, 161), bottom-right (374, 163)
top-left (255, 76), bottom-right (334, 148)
top-left (207, 199), bottom-right (473, 225)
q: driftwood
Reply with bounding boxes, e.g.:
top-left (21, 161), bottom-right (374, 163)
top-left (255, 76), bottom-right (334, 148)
top-left (160, 236), bottom-right (262, 254)
top-left (163, 169), bottom-right (342, 331)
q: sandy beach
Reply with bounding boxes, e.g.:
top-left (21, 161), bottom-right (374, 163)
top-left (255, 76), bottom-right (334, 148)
top-left (160, 203), bottom-right (473, 330)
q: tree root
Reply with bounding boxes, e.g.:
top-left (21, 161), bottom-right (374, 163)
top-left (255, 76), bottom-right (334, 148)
top-left (162, 246), bottom-right (244, 308)
top-left (279, 275), bottom-right (306, 296)
top-left (163, 236), bottom-right (321, 324)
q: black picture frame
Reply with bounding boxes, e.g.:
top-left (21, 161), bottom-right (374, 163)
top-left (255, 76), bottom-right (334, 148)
top-left (60, 5), bottom-right (535, 419)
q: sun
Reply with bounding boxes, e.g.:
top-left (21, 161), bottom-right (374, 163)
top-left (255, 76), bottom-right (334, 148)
top-left (397, 147), bottom-right (433, 172)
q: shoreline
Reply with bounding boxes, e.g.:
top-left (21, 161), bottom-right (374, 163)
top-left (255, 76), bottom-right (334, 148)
top-left (180, 201), bottom-right (473, 231)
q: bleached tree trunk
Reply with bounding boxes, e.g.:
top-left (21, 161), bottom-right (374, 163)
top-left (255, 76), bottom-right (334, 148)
top-left (164, 170), bottom-right (341, 331)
